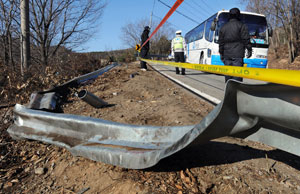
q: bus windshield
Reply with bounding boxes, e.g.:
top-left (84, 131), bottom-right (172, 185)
top-left (216, 13), bottom-right (268, 45)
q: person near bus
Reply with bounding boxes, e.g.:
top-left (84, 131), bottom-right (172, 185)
top-left (171, 30), bottom-right (186, 75)
top-left (219, 7), bottom-right (252, 82)
top-left (140, 26), bottom-right (150, 71)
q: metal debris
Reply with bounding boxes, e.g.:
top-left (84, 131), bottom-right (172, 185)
top-left (8, 81), bottom-right (300, 169)
top-left (77, 89), bottom-right (108, 108)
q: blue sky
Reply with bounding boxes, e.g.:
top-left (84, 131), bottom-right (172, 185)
top-left (78, 0), bottom-right (245, 52)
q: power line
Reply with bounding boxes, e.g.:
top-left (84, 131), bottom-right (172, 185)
top-left (189, 0), bottom-right (214, 16)
top-left (157, 0), bottom-right (200, 25)
top-left (179, 0), bottom-right (206, 21)
top-left (200, 0), bottom-right (217, 13)
top-left (152, 0), bottom-right (156, 12)
top-left (152, 14), bottom-right (182, 29)
top-left (189, 0), bottom-right (212, 16)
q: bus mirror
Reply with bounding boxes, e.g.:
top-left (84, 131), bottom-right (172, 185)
top-left (210, 21), bottom-right (216, 31)
top-left (268, 28), bottom-right (273, 37)
top-left (210, 18), bottom-right (217, 31)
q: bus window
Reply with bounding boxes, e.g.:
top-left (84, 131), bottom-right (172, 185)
top-left (185, 22), bottom-right (205, 43)
top-left (216, 13), bottom-right (268, 45)
top-left (184, 11), bottom-right (269, 68)
top-left (205, 15), bottom-right (216, 42)
top-left (196, 22), bottom-right (205, 40)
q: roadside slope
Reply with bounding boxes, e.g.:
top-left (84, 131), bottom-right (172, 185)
top-left (1, 61), bottom-right (300, 194)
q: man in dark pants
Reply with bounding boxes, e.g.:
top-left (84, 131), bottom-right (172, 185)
top-left (219, 8), bottom-right (252, 82)
top-left (171, 30), bottom-right (186, 75)
top-left (140, 26), bottom-right (150, 70)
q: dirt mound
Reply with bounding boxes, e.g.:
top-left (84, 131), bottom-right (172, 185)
top-left (1, 61), bottom-right (300, 194)
top-left (63, 62), bottom-right (212, 126)
top-left (268, 49), bottom-right (300, 70)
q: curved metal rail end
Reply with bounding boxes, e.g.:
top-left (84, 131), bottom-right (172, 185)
top-left (77, 89), bottom-right (108, 108)
top-left (7, 81), bottom-right (300, 169)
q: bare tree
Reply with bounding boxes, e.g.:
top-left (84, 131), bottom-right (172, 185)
top-left (273, 0), bottom-right (296, 62)
top-left (0, 0), bottom-right (19, 69)
top-left (120, 18), bottom-right (175, 55)
top-left (29, 0), bottom-right (106, 67)
top-left (20, 0), bottom-right (30, 76)
top-left (241, 0), bottom-right (300, 63)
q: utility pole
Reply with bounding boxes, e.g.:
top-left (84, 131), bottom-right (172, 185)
top-left (20, 0), bottom-right (30, 76)
top-left (150, 11), bottom-right (153, 28)
top-left (149, 0), bottom-right (156, 28)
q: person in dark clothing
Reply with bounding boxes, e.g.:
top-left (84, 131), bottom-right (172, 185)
top-left (140, 26), bottom-right (150, 70)
top-left (219, 8), bottom-right (252, 82)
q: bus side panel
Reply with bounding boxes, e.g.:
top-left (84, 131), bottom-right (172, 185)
top-left (186, 40), bottom-right (204, 64)
top-left (187, 43), bottom-right (189, 60)
top-left (247, 47), bottom-right (268, 68)
top-left (211, 54), bottom-right (268, 68)
top-left (244, 58), bottom-right (268, 68)
top-left (211, 55), bottom-right (224, 65)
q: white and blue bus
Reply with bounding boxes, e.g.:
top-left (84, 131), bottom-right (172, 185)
top-left (185, 10), bottom-right (272, 68)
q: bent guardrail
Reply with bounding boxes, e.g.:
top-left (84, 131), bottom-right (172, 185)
top-left (77, 89), bottom-right (108, 108)
top-left (27, 62), bottom-right (120, 112)
top-left (8, 79), bottom-right (300, 169)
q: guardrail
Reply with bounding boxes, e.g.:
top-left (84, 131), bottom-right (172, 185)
top-left (7, 61), bottom-right (300, 169)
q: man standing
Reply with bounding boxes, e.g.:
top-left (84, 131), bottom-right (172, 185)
top-left (140, 26), bottom-right (150, 71)
top-left (219, 8), bottom-right (252, 82)
top-left (171, 30), bottom-right (186, 75)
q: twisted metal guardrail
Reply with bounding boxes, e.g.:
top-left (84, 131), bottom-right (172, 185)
top-left (7, 61), bottom-right (300, 169)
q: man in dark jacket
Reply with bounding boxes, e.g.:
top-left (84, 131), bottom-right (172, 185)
top-left (219, 8), bottom-right (252, 82)
top-left (140, 26), bottom-right (150, 70)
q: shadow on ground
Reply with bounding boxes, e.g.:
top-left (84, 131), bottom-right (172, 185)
top-left (148, 140), bottom-right (300, 172)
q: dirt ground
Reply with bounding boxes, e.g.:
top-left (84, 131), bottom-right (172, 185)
top-left (1, 61), bottom-right (300, 194)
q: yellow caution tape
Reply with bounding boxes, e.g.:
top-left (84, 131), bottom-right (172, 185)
top-left (140, 58), bottom-right (300, 87)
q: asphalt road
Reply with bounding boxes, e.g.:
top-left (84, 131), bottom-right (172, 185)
top-left (151, 63), bottom-right (266, 104)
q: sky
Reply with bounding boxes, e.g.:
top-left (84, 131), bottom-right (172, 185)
top-left (77, 0), bottom-right (245, 52)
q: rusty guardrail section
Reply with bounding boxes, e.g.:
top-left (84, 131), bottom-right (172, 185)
top-left (8, 75), bottom-right (300, 169)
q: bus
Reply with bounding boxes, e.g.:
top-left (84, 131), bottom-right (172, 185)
top-left (184, 10), bottom-right (272, 68)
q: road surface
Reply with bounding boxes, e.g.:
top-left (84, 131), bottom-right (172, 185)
top-left (151, 63), bottom-right (266, 104)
